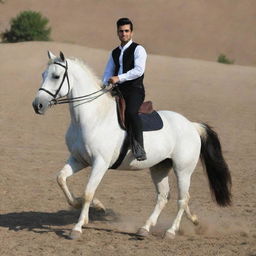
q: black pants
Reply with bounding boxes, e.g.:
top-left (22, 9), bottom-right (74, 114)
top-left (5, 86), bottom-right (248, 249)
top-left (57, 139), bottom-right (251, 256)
top-left (119, 86), bottom-right (145, 147)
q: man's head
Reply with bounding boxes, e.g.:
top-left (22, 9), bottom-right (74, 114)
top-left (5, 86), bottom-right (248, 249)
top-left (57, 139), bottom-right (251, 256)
top-left (116, 18), bottom-right (133, 46)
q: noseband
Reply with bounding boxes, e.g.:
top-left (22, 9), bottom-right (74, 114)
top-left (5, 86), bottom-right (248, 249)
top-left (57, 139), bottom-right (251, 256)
top-left (39, 61), bottom-right (108, 105)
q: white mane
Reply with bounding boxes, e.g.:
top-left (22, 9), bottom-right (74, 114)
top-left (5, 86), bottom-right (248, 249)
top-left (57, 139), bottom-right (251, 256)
top-left (48, 57), bottom-right (102, 89)
top-left (70, 57), bottom-right (102, 88)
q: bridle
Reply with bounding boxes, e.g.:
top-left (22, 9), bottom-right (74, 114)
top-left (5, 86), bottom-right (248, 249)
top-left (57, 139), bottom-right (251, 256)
top-left (39, 61), bottom-right (108, 105)
top-left (39, 61), bottom-right (70, 100)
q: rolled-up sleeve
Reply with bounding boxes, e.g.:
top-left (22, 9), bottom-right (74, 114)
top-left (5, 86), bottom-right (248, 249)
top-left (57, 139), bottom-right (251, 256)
top-left (118, 45), bottom-right (147, 83)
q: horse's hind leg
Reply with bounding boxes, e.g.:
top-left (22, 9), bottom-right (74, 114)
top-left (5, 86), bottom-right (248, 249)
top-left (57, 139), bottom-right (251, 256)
top-left (57, 156), bottom-right (105, 211)
top-left (137, 159), bottom-right (171, 237)
top-left (184, 198), bottom-right (199, 225)
top-left (164, 161), bottom-right (198, 239)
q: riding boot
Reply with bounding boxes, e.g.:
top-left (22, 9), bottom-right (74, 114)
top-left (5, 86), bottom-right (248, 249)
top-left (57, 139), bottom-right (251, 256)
top-left (129, 126), bottom-right (147, 161)
top-left (132, 140), bottom-right (147, 161)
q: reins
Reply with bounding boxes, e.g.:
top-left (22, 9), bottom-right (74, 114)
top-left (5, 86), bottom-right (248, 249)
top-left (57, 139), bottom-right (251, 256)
top-left (40, 60), bottom-right (109, 106)
top-left (51, 88), bottom-right (108, 105)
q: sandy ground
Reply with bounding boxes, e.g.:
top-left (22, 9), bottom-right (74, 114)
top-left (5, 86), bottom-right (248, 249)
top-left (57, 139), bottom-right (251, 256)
top-left (0, 0), bottom-right (256, 66)
top-left (0, 41), bottom-right (255, 255)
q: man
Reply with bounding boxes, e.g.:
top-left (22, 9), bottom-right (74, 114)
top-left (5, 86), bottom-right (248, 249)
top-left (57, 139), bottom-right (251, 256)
top-left (103, 17), bottom-right (147, 161)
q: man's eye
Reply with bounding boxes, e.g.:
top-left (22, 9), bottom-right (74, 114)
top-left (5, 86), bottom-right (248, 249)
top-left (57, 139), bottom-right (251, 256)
top-left (52, 74), bottom-right (60, 79)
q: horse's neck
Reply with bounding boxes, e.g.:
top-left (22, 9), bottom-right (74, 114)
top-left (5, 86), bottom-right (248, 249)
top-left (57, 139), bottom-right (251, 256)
top-left (68, 62), bottom-right (117, 129)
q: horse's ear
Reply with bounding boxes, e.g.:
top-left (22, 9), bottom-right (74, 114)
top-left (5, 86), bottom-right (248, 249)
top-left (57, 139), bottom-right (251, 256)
top-left (60, 51), bottom-right (65, 62)
top-left (48, 50), bottom-right (56, 60)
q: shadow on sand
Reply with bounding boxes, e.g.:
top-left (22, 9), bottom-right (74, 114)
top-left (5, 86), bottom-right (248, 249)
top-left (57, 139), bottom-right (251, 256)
top-left (0, 208), bottom-right (143, 239)
top-left (0, 207), bottom-right (121, 238)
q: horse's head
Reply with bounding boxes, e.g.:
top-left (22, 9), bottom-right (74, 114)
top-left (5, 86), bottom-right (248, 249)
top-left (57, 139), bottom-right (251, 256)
top-left (32, 51), bottom-right (70, 114)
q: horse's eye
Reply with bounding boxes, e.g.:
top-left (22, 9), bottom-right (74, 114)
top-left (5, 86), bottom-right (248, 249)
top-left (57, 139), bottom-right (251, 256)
top-left (52, 74), bottom-right (60, 79)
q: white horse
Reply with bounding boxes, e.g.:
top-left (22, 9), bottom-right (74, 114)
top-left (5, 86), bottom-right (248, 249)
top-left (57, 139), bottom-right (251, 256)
top-left (32, 51), bottom-right (232, 240)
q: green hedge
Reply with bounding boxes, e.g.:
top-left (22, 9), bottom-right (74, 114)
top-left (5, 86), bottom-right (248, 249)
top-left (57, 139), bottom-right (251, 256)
top-left (217, 54), bottom-right (234, 64)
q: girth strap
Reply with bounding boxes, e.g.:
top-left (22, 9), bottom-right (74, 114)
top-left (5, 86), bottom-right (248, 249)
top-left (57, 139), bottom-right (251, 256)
top-left (110, 135), bottom-right (130, 169)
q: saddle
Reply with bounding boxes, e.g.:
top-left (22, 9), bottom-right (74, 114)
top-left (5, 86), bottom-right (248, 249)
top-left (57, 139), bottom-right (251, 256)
top-left (115, 96), bottom-right (153, 130)
top-left (110, 89), bottom-right (163, 169)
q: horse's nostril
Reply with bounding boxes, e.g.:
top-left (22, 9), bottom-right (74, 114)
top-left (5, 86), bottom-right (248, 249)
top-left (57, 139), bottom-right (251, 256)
top-left (39, 104), bottom-right (43, 109)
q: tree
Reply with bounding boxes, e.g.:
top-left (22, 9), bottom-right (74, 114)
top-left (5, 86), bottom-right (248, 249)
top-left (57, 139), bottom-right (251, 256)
top-left (1, 10), bottom-right (51, 42)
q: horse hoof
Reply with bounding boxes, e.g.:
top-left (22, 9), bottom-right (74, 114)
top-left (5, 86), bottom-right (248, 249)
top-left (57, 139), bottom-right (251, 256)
top-left (91, 198), bottom-right (106, 213)
top-left (72, 197), bottom-right (84, 209)
top-left (191, 215), bottom-right (199, 226)
top-left (136, 228), bottom-right (149, 237)
top-left (164, 231), bottom-right (176, 240)
top-left (193, 219), bottom-right (199, 226)
top-left (69, 230), bottom-right (82, 240)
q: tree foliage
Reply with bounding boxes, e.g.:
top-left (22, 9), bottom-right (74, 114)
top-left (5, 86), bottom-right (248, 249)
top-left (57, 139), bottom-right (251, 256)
top-left (217, 54), bottom-right (234, 64)
top-left (1, 10), bottom-right (51, 42)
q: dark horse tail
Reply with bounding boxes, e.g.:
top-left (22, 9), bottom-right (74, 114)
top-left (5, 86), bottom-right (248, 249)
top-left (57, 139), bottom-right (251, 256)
top-left (194, 123), bottom-right (232, 207)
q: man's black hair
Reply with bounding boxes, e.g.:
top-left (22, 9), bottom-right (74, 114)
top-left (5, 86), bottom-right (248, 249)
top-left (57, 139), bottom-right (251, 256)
top-left (116, 17), bottom-right (133, 31)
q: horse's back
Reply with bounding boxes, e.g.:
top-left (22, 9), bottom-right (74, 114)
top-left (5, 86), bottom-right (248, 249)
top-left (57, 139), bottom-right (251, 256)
top-left (117, 110), bottom-right (201, 170)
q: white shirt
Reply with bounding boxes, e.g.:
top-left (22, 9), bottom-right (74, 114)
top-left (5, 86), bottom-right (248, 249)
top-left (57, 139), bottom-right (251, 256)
top-left (102, 40), bottom-right (147, 85)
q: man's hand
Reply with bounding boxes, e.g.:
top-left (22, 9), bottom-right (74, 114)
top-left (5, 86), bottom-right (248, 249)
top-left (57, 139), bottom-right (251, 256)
top-left (102, 83), bottom-right (116, 90)
top-left (108, 76), bottom-right (120, 84)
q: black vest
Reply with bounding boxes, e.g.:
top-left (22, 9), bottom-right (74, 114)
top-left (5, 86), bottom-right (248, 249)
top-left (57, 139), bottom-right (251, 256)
top-left (112, 42), bottom-right (144, 88)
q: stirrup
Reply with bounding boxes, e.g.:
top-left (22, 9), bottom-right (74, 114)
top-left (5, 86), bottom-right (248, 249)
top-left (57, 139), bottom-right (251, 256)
top-left (136, 153), bottom-right (147, 161)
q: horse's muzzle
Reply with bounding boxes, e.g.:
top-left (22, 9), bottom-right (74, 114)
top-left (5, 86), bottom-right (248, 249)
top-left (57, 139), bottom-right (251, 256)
top-left (32, 97), bottom-right (48, 115)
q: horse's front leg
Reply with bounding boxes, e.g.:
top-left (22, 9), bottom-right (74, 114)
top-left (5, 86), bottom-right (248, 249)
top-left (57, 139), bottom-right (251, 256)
top-left (70, 157), bottom-right (109, 240)
top-left (57, 156), bottom-right (106, 211)
top-left (57, 156), bottom-right (86, 208)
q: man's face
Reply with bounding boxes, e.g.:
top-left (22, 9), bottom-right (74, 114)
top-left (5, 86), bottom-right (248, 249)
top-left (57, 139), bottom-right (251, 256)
top-left (117, 24), bottom-right (133, 45)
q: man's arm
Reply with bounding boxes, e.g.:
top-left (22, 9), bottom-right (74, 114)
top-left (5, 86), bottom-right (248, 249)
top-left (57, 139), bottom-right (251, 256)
top-left (102, 53), bottom-right (115, 85)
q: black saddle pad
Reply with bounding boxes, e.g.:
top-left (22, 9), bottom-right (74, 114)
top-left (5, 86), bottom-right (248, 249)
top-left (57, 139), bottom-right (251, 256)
top-left (140, 111), bottom-right (163, 132)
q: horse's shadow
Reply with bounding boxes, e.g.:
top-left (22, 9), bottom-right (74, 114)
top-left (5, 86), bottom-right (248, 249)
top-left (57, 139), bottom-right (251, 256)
top-left (0, 207), bottom-right (122, 239)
